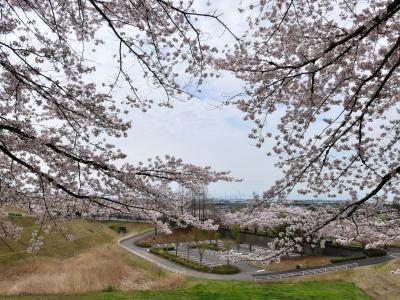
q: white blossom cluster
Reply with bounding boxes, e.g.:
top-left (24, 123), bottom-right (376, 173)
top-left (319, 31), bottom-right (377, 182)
top-left (27, 231), bottom-right (44, 254)
top-left (212, 0), bottom-right (400, 261)
top-left (1, 0), bottom-right (399, 262)
top-left (391, 268), bottom-right (400, 275)
top-left (0, 220), bottom-right (22, 241)
top-left (221, 202), bottom-right (400, 262)
top-left (0, 0), bottom-right (236, 252)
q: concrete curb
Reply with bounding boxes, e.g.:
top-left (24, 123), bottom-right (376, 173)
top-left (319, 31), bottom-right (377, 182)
top-left (118, 230), bottom-right (398, 281)
top-left (117, 230), bottom-right (190, 275)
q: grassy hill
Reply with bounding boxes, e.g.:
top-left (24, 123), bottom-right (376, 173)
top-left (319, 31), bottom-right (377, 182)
top-left (0, 216), bottom-right (178, 296)
top-left (0, 216), bottom-right (117, 264)
top-left (0, 216), bottom-right (152, 264)
top-left (0, 215), bottom-right (384, 299)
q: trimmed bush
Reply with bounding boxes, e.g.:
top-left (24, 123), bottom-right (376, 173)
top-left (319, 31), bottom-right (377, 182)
top-left (330, 254), bottom-right (367, 263)
top-left (210, 264), bottom-right (240, 274)
top-left (190, 243), bottom-right (223, 251)
top-left (329, 243), bottom-right (363, 251)
top-left (160, 246), bottom-right (175, 251)
top-left (135, 240), bottom-right (152, 248)
top-left (150, 248), bottom-right (240, 274)
top-left (363, 248), bottom-right (386, 257)
top-left (8, 212), bottom-right (22, 217)
top-left (102, 285), bottom-right (115, 292)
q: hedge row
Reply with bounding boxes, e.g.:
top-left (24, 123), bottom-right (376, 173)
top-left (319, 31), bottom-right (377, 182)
top-left (329, 243), bottom-right (364, 251)
top-left (363, 248), bottom-right (387, 257)
top-left (159, 246), bottom-right (176, 251)
top-left (330, 254), bottom-right (367, 263)
top-left (190, 243), bottom-right (223, 251)
top-left (207, 264), bottom-right (240, 274)
top-left (149, 248), bottom-right (240, 274)
top-left (330, 242), bottom-right (387, 258)
top-left (8, 212), bottom-right (23, 217)
top-left (135, 240), bottom-right (152, 248)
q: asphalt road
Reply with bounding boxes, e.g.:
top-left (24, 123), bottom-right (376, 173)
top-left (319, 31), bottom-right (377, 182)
top-left (119, 229), bottom-right (261, 280)
top-left (118, 230), bottom-right (399, 281)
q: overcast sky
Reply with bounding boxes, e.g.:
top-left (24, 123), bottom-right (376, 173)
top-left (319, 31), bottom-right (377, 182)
top-left (116, 87), bottom-right (281, 199)
top-left (93, 1), bottom-right (283, 199)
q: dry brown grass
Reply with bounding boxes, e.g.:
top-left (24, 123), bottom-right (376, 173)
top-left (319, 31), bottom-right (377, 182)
top-left (0, 218), bottom-right (117, 265)
top-left (0, 244), bottom-right (185, 296)
top-left (150, 274), bottom-right (186, 290)
top-left (254, 256), bottom-right (334, 272)
top-left (279, 258), bottom-right (400, 300)
top-left (0, 218), bottom-right (184, 296)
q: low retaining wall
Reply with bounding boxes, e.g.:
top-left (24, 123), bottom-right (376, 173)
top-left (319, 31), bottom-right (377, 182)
top-left (218, 228), bottom-right (365, 257)
top-left (218, 227), bottom-right (273, 246)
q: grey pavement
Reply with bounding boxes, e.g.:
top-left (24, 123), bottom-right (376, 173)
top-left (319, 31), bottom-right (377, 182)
top-left (118, 230), bottom-right (399, 281)
top-left (168, 242), bottom-right (259, 273)
top-left (255, 255), bottom-right (393, 277)
top-left (119, 229), bottom-right (260, 280)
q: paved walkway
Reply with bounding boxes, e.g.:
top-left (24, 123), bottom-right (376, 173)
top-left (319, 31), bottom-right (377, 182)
top-left (119, 230), bottom-right (260, 280)
top-left (118, 230), bottom-right (399, 281)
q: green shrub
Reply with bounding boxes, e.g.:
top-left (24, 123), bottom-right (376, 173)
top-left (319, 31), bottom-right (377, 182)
top-left (8, 212), bottom-right (22, 217)
top-left (135, 240), bottom-right (152, 248)
top-left (149, 248), bottom-right (239, 274)
top-left (210, 264), bottom-right (240, 274)
top-left (330, 254), bottom-right (367, 263)
top-left (150, 248), bottom-right (207, 272)
top-left (229, 224), bottom-right (241, 251)
top-left (118, 226), bottom-right (127, 234)
top-left (160, 246), bottom-right (175, 251)
top-left (330, 242), bottom-right (363, 251)
top-left (102, 285), bottom-right (115, 292)
top-left (190, 243), bottom-right (223, 251)
top-left (363, 248), bottom-right (386, 257)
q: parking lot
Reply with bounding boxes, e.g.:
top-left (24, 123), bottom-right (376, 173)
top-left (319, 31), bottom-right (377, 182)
top-left (151, 241), bottom-right (262, 272)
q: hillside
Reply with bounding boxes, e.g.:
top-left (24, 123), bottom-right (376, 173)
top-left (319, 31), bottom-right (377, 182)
top-left (0, 216), bottom-right (184, 296)
top-left (0, 216), bottom-right (117, 264)
top-left (0, 215), bottom-right (387, 299)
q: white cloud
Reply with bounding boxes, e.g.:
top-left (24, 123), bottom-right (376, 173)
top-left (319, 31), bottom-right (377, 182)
top-left (109, 96), bottom-right (282, 198)
top-left (84, 1), bottom-right (282, 199)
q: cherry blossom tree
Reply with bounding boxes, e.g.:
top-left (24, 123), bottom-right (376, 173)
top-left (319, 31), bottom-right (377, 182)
top-left (222, 202), bottom-right (400, 262)
top-left (216, 0), bottom-right (400, 260)
top-left (1, 0), bottom-right (399, 261)
top-left (0, 0), bottom-right (236, 248)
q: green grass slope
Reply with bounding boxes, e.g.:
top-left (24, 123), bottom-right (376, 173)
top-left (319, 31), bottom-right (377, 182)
top-left (0, 216), bottom-right (152, 265)
top-left (0, 216), bottom-right (115, 264)
top-left (3, 280), bottom-right (371, 300)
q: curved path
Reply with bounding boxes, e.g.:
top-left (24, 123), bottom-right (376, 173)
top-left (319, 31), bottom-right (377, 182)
top-left (118, 230), bottom-right (399, 281)
top-left (119, 229), bottom-right (259, 280)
